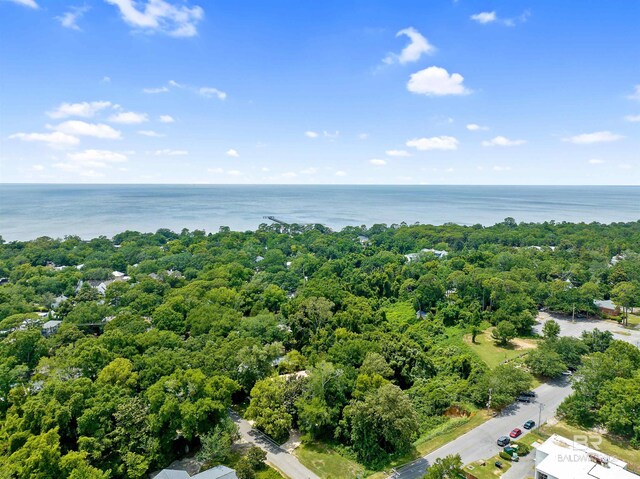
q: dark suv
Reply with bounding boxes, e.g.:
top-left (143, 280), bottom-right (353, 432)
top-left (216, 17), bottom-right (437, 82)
top-left (521, 391), bottom-right (536, 398)
top-left (497, 436), bottom-right (510, 447)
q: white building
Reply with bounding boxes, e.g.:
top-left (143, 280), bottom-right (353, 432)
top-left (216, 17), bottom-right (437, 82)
top-left (535, 434), bottom-right (638, 479)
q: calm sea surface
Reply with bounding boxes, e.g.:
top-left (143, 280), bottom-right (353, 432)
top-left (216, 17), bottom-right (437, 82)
top-left (0, 184), bottom-right (639, 241)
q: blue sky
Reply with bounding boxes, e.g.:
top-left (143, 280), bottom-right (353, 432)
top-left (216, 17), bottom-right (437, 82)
top-left (0, 0), bottom-right (638, 185)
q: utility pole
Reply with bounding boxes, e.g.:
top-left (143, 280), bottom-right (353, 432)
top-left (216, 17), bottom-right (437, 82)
top-left (572, 304), bottom-right (576, 323)
top-left (487, 388), bottom-right (493, 413)
top-left (538, 402), bottom-right (544, 433)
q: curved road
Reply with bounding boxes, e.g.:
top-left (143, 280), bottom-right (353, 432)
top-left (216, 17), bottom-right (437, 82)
top-left (229, 411), bottom-right (320, 479)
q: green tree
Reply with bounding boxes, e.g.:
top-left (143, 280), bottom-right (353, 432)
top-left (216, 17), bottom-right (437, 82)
top-left (542, 319), bottom-right (561, 340)
top-left (196, 417), bottom-right (239, 464)
top-left (492, 321), bottom-right (516, 346)
top-left (525, 347), bottom-right (567, 378)
top-left (341, 383), bottom-right (418, 466)
top-left (246, 377), bottom-right (292, 443)
top-left (423, 454), bottom-right (464, 479)
top-left (611, 281), bottom-right (640, 326)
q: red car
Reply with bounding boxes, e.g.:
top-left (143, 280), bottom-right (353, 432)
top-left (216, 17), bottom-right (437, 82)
top-left (509, 428), bottom-right (522, 438)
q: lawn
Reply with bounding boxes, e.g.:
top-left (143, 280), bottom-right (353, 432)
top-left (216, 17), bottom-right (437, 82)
top-left (256, 467), bottom-right (285, 479)
top-left (464, 454), bottom-right (511, 479)
top-left (294, 442), bottom-right (369, 479)
top-left (534, 421), bottom-right (640, 474)
top-left (463, 328), bottom-right (538, 369)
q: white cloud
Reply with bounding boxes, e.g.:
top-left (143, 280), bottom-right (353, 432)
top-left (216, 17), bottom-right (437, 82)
top-left (466, 123), bottom-right (488, 131)
top-left (358, 133), bottom-right (369, 140)
top-left (407, 66), bottom-right (470, 96)
top-left (492, 165), bottom-right (512, 171)
top-left (588, 159), bottom-right (605, 164)
top-left (226, 149), bottom-right (239, 157)
top-left (67, 149), bottom-right (128, 166)
top-left (31, 164), bottom-right (45, 171)
top-left (335, 170), bottom-right (348, 177)
top-left (208, 167), bottom-right (224, 174)
top-left (199, 87), bottom-right (227, 100)
top-left (159, 115), bottom-right (175, 123)
top-left (57, 6), bottom-right (89, 30)
top-left (143, 86), bottom-right (169, 94)
top-left (619, 163), bottom-right (633, 170)
top-left (406, 136), bottom-right (459, 151)
top-left (53, 162), bottom-right (105, 177)
top-left (105, 0), bottom-right (204, 37)
top-left (471, 10), bottom-right (530, 26)
top-left (281, 171), bottom-right (297, 178)
top-left (154, 149), bottom-right (188, 156)
top-left (482, 136), bottom-right (526, 147)
top-left (300, 167), bottom-right (318, 174)
top-left (624, 114), bottom-right (640, 122)
top-left (628, 85), bottom-right (640, 101)
top-left (47, 101), bottom-right (112, 119)
top-left (9, 131), bottom-right (79, 146)
top-left (305, 131), bottom-right (319, 138)
top-left (385, 149), bottom-right (411, 157)
top-left (108, 111), bottom-right (149, 124)
top-left (562, 131), bottom-right (624, 144)
top-left (5, 0), bottom-right (38, 8)
top-left (52, 120), bottom-right (122, 139)
top-left (227, 169), bottom-right (242, 176)
top-left (370, 159), bottom-right (387, 166)
top-left (138, 130), bottom-right (164, 137)
top-left (323, 130), bottom-right (340, 139)
top-left (384, 27), bottom-right (435, 65)
top-left (470, 11), bottom-right (497, 24)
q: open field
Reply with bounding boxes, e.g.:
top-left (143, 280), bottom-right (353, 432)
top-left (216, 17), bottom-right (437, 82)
top-left (294, 442), bottom-right (368, 479)
top-left (463, 328), bottom-right (538, 369)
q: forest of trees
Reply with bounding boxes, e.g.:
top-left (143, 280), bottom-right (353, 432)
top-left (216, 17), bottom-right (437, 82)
top-left (0, 219), bottom-right (639, 477)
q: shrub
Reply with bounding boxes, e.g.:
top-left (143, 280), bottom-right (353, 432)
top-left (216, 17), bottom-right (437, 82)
top-left (499, 451), bottom-right (512, 461)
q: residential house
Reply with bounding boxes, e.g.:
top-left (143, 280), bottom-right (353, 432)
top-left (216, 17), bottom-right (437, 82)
top-left (594, 299), bottom-right (619, 316)
top-left (534, 434), bottom-right (637, 479)
top-left (153, 466), bottom-right (238, 479)
top-left (42, 320), bottom-right (63, 337)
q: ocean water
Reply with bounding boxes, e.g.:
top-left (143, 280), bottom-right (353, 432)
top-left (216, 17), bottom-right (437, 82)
top-left (0, 184), bottom-right (639, 241)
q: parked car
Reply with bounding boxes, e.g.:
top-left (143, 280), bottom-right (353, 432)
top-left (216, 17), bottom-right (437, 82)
top-left (497, 436), bottom-right (510, 446)
top-left (524, 420), bottom-right (535, 429)
top-left (510, 428), bottom-right (522, 438)
top-left (517, 395), bottom-right (532, 403)
top-left (521, 391), bottom-right (536, 398)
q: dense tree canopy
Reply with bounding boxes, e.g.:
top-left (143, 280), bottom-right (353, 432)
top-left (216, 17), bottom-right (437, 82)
top-left (1, 220), bottom-right (639, 475)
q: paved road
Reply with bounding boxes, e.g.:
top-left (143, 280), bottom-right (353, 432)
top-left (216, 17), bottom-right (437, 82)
top-left (229, 411), bottom-right (320, 479)
top-left (535, 311), bottom-right (640, 346)
top-left (392, 315), bottom-right (640, 479)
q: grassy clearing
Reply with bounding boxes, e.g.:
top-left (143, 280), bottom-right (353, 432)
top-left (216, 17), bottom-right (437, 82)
top-left (534, 421), bottom-right (640, 474)
top-left (383, 301), bottom-right (416, 329)
top-left (294, 442), bottom-right (368, 479)
top-left (256, 467), bottom-right (285, 479)
top-left (464, 454), bottom-right (511, 479)
top-left (462, 328), bottom-right (538, 369)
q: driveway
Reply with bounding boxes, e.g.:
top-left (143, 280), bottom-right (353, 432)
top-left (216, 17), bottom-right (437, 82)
top-left (229, 411), bottom-right (320, 479)
top-left (392, 313), bottom-right (640, 479)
